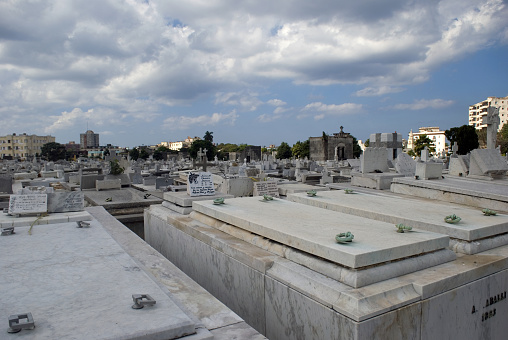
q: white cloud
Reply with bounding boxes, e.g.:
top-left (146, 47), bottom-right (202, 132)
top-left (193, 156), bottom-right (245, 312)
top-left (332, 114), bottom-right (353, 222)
top-left (355, 86), bottom-right (405, 97)
top-left (163, 111), bottom-right (238, 130)
top-left (301, 102), bottom-right (363, 120)
top-left (214, 92), bottom-right (263, 111)
top-left (390, 99), bottom-right (454, 110)
top-left (267, 99), bottom-right (287, 106)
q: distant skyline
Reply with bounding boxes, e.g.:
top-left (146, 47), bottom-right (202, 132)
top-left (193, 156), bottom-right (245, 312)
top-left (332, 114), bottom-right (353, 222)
top-left (0, 0), bottom-right (507, 148)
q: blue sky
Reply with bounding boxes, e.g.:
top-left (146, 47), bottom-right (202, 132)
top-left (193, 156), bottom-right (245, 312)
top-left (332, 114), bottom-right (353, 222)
top-left (0, 0), bottom-right (507, 148)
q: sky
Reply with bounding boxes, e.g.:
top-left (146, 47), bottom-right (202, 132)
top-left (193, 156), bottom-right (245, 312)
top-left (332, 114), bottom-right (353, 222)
top-left (0, 0), bottom-right (507, 148)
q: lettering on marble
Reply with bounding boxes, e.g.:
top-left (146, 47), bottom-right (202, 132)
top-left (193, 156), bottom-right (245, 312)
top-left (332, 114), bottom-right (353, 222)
top-left (8, 194), bottom-right (47, 215)
top-left (187, 172), bottom-right (215, 197)
top-left (253, 181), bottom-right (280, 197)
top-left (470, 291), bottom-right (506, 322)
top-left (47, 192), bottom-right (84, 213)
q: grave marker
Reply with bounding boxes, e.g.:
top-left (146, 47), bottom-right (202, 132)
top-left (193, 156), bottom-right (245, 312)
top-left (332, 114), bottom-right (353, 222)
top-left (8, 194), bottom-right (47, 215)
top-left (253, 181), bottom-right (280, 197)
top-left (47, 192), bottom-right (84, 213)
top-left (187, 172), bottom-right (215, 197)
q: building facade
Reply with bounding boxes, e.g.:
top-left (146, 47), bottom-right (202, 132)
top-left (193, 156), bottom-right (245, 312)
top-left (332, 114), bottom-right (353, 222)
top-left (0, 133), bottom-right (55, 160)
top-left (80, 130), bottom-right (100, 149)
top-left (309, 126), bottom-right (354, 161)
top-left (469, 96), bottom-right (508, 131)
top-left (408, 127), bottom-right (447, 156)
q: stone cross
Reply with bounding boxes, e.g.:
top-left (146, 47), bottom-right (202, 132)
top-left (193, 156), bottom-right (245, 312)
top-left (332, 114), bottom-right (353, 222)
top-left (451, 142), bottom-right (458, 157)
top-left (482, 106), bottom-right (500, 150)
top-left (196, 148), bottom-right (208, 172)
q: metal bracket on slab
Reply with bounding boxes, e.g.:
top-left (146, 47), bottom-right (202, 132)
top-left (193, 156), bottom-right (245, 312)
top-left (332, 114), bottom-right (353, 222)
top-left (132, 294), bottom-right (156, 309)
top-left (1, 227), bottom-right (15, 236)
top-left (7, 313), bottom-right (35, 333)
top-left (76, 221), bottom-right (91, 228)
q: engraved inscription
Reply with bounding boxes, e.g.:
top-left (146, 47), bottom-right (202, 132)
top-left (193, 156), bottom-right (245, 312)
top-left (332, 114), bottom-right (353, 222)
top-left (471, 291), bottom-right (506, 323)
top-left (187, 172), bottom-right (215, 197)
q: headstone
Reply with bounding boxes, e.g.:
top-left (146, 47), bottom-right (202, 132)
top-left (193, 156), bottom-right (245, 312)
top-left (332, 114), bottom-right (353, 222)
top-left (415, 162), bottom-right (443, 180)
top-left (448, 155), bottom-right (469, 177)
top-left (451, 142), bottom-right (458, 157)
top-left (483, 107), bottom-right (500, 149)
top-left (361, 148), bottom-right (389, 173)
top-left (187, 172), bottom-right (215, 197)
top-left (47, 192), bottom-right (84, 213)
top-left (395, 153), bottom-right (416, 177)
top-left (143, 176), bottom-right (156, 186)
top-left (0, 176), bottom-right (13, 194)
top-left (421, 147), bottom-right (430, 162)
top-left (468, 149), bottom-right (508, 179)
top-left (96, 179), bottom-right (122, 191)
top-left (155, 177), bottom-right (174, 190)
top-left (8, 194), bottom-right (47, 215)
top-left (253, 181), bottom-right (280, 197)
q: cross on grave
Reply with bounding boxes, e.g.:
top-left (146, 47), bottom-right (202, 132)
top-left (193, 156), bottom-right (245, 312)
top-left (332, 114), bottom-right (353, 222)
top-left (482, 106), bottom-right (500, 150)
top-left (195, 148), bottom-right (211, 172)
top-left (452, 142), bottom-right (458, 157)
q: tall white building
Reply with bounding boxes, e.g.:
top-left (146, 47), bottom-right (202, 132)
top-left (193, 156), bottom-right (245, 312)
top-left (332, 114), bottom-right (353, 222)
top-left (408, 127), bottom-right (447, 156)
top-left (469, 96), bottom-right (508, 131)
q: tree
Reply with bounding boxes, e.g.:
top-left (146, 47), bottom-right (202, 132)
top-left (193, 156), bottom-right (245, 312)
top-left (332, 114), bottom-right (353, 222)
top-left (477, 128), bottom-right (487, 148)
top-left (445, 125), bottom-right (479, 155)
top-left (352, 137), bottom-right (362, 158)
top-left (153, 149), bottom-right (164, 160)
top-left (129, 148), bottom-right (139, 161)
top-left (139, 148), bottom-right (149, 160)
top-left (408, 134), bottom-right (435, 158)
top-left (292, 140), bottom-right (310, 159)
top-left (204, 131), bottom-right (213, 142)
top-left (276, 142), bottom-right (292, 159)
top-left (40, 142), bottom-right (67, 161)
top-left (189, 139), bottom-right (216, 160)
top-left (109, 159), bottom-right (124, 175)
top-left (497, 124), bottom-right (508, 155)
top-left (103, 148), bottom-right (110, 157)
top-left (364, 139), bottom-right (370, 147)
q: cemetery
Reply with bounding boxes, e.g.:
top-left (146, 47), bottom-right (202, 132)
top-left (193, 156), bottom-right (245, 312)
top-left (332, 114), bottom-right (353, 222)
top-left (1, 124), bottom-right (508, 339)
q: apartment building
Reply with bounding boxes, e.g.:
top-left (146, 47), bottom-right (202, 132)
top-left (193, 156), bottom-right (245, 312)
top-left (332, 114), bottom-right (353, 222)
top-left (0, 133), bottom-right (55, 160)
top-left (469, 96), bottom-right (508, 131)
top-left (407, 127), bottom-right (447, 156)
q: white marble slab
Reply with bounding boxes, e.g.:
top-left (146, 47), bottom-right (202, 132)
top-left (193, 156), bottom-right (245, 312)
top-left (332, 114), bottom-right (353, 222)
top-left (287, 191), bottom-right (508, 242)
top-left (0, 220), bottom-right (196, 339)
top-left (192, 197), bottom-right (450, 269)
top-left (0, 211), bottom-right (92, 227)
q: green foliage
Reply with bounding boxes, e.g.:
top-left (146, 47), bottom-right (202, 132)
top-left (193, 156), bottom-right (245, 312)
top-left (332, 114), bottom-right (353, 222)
top-left (156, 146), bottom-right (171, 152)
top-left (109, 159), bottom-right (124, 175)
top-left (103, 148), bottom-right (110, 157)
top-left (139, 148), bottom-right (149, 160)
top-left (276, 142), bottom-right (292, 159)
top-left (322, 131), bottom-right (328, 142)
top-left (261, 147), bottom-right (268, 153)
top-left (498, 124), bottom-right (508, 155)
top-left (445, 125), bottom-right (479, 155)
top-left (410, 134), bottom-right (436, 157)
top-left (40, 142), bottom-right (67, 161)
top-left (364, 139), bottom-right (370, 147)
top-left (352, 137), bottom-right (362, 158)
top-left (204, 131), bottom-right (213, 142)
top-left (477, 128), bottom-right (487, 148)
top-left (153, 149), bottom-right (164, 160)
top-left (189, 139), bottom-right (216, 160)
top-left (292, 140), bottom-right (310, 159)
top-left (129, 148), bottom-right (139, 161)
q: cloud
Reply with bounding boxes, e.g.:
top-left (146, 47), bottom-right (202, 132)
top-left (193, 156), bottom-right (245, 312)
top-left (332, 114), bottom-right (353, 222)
top-left (163, 111), bottom-right (238, 130)
top-left (354, 86), bottom-right (405, 97)
top-left (301, 102), bottom-right (363, 120)
top-left (215, 92), bottom-right (263, 111)
top-left (390, 99), bottom-right (454, 110)
top-left (267, 99), bottom-right (287, 106)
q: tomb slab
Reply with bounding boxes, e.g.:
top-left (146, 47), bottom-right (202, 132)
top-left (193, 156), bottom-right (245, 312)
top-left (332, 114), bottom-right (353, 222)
top-left (192, 197), bottom-right (450, 269)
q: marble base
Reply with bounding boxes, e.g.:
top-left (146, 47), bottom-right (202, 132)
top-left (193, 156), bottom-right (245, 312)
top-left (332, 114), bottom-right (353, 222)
top-left (391, 177), bottom-right (508, 212)
top-left (351, 173), bottom-right (404, 190)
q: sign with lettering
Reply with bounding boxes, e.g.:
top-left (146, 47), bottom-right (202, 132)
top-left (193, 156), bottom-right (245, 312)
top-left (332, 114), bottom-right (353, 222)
top-left (253, 181), bottom-right (279, 197)
top-left (187, 172), bottom-right (215, 197)
top-left (8, 194), bottom-right (47, 215)
top-left (47, 192), bottom-right (84, 213)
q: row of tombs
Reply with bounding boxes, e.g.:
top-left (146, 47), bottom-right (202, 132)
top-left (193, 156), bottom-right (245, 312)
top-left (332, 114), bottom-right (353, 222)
top-left (144, 163), bottom-right (508, 340)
